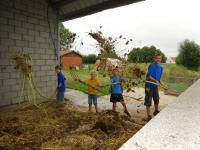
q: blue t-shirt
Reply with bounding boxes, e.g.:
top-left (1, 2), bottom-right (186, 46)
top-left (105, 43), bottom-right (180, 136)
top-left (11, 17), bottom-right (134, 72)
top-left (57, 72), bottom-right (66, 92)
top-left (145, 63), bottom-right (163, 89)
top-left (110, 76), bottom-right (124, 94)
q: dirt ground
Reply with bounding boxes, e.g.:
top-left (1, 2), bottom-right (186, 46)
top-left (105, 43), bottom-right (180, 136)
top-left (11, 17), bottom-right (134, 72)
top-left (0, 101), bottom-right (147, 150)
top-left (0, 88), bottom-right (176, 150)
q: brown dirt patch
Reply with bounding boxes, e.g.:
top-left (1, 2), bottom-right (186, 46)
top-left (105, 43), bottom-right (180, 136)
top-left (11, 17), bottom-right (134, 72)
top-left (0, 101), bottom-right (146, 150)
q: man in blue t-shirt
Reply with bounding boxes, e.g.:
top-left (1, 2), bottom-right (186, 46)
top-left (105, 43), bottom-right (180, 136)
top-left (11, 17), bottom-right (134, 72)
top-left (145, 54), bottom-right (163, 121)
top-left (110, 67), bottom-right (130, 117)
top-left (55, 65), bottom-right (66, 102)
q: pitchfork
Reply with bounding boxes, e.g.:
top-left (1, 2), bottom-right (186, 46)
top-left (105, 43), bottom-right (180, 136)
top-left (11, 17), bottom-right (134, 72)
top-left (145, 80), bottom-right (180, 96)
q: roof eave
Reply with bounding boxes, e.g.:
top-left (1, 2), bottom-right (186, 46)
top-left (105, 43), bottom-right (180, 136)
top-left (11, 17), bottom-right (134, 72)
top-left (54, 0), bottom-right (144, 21)
top-left (60, 51), bottom-right (82, 58)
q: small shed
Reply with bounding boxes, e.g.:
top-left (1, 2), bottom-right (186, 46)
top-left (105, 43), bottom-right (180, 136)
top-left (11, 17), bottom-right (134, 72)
top-left (60, 50), bottom-right (83, 68)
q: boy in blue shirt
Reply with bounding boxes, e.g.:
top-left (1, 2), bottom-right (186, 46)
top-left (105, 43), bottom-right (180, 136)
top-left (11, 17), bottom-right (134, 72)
top-left (145, 54), bottom-right (163, 120)
top-left (110, 67), bottom-right (131, 117)
top-left (55, 65), bottom-right (66, 102)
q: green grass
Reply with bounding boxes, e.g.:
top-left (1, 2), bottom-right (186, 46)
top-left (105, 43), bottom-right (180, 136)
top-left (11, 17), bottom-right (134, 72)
top-left (165, 82), bottom-right (189, 93)
top-left (62, 64), bottom-right (200, 95)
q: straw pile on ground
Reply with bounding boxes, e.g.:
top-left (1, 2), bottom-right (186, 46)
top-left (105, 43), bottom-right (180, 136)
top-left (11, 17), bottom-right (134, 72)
top-left (0, 101), bottom-right (144, 150)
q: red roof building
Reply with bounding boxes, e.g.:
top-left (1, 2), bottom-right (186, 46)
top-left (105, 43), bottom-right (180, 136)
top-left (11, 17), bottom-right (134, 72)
top-left (60, 50), bottom-right (83, 68)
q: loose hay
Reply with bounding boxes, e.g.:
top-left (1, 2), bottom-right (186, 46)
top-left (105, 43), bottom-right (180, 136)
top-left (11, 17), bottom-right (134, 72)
top-left (0, 101), bottom-right (145, 150)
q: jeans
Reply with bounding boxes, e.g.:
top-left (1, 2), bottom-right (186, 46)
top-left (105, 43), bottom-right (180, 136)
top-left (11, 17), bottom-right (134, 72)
top-left (88, 94), bottom-right (97, 105)
top-left (57, 91), bottom-right (65, 102)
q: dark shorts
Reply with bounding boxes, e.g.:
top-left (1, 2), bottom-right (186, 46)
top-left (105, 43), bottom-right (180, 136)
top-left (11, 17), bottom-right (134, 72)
top-left (110, 94), bottom-right (124, 103)
top-left (144, 87), bottom-right (159, 106)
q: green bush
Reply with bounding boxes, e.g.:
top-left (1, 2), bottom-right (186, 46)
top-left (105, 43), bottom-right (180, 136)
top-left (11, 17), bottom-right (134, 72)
top-left (176, 40), bottom-right (200, 70)
top-left (83, 54), bottom-right (97, 64)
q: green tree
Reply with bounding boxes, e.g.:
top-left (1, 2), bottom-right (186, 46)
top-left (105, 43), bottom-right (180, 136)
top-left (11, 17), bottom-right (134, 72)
top-left (83, 54), bottom-right (97, 64)
top-left (128, 46), bottom-right (167, 63)
top-left (176, 40), bottom-right (200, 70)
top-left (59, 23), bottom-right (76, 49)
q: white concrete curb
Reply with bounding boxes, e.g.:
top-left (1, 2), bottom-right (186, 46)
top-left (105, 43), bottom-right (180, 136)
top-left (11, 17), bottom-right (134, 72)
top-left (119, 79), bottom-right (200, 150)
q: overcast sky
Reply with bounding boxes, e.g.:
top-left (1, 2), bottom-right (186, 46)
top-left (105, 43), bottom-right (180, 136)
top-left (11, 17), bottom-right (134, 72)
top-left (63, 0), bottom-right (200, 57)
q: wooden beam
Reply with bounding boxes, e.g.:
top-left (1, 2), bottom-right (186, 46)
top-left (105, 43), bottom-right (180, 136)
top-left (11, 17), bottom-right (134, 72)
top-left (59, 0), bottom-right (144, 21)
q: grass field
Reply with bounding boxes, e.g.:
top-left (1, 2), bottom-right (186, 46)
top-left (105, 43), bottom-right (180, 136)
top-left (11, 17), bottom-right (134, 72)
top-left (63, 64), bottom-right (200, 95)
top-left (136, 63), bottom-right (200, 79)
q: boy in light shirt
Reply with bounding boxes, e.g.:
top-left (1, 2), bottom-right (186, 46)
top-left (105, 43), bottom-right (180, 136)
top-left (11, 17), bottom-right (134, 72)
top-left (110, 68), bottom-right (131, 117)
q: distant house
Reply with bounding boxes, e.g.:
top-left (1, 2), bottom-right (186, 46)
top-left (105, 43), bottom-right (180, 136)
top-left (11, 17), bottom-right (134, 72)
top-left (60, 50), bottom-right (83, 68)
top-left (166, 57), bottom-right (176, 63)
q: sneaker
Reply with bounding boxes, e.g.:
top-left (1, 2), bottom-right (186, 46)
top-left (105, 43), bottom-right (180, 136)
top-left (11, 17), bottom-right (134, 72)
top-left (143, 115), bottom-right (152, 122)
top-left (153, 110), bottom-right (160, 116)
top-left (147, 115), bottom-right (152, 121)
top-left (124, 109), bottom-right (131, 117)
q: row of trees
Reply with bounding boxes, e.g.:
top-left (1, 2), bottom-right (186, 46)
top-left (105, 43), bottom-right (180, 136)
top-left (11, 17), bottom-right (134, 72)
top-left (127, 46), bottom-right (167, 63)
top-left (82, 41), bottom-right (200, 71)
top-left (82, 46), bottom-right (167, 64)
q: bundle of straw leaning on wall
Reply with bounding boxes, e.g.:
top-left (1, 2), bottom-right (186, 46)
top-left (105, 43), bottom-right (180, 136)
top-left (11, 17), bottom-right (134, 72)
top-left (10, 53), bottom-right (32, 77)
top-left (9, 53), bottom-right (56, 105)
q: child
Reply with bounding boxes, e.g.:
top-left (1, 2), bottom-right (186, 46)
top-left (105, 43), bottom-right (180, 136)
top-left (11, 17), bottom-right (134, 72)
top-left (55, 65), bottom-right (66, 102)
top-left (145, 53), bottom-right (163, 121)
top-left (86, 71), bottom-right (100, 113)
top-left (110, 68), bottom-right (131, 117)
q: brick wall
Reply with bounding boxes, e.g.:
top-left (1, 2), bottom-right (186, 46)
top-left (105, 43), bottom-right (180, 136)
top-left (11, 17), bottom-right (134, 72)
top-left (61, 56), bottom-right (82, 68)
top-left (0, 0), bottom-right (59, 106)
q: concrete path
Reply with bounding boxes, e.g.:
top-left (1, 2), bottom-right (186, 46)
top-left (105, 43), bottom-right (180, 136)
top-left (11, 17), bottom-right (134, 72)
top-left (119, 80), bottom-right (200, 150)
top-left (64, 89), bottom-right (112, 110)
top-left (64, 88), bottom-right (176, 115)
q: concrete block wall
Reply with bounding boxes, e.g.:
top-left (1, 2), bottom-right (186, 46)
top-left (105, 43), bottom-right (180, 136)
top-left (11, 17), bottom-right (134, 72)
top-left (0, 0), bottom-right (59, 106)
